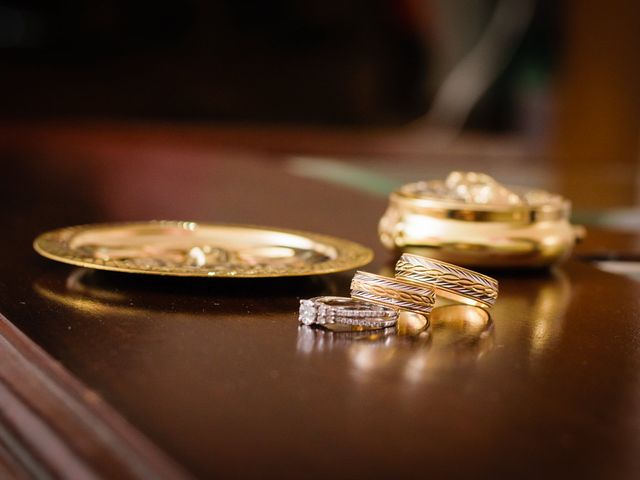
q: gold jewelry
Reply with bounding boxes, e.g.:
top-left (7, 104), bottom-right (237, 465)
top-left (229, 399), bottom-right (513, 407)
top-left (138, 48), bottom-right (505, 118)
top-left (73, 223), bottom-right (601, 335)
top-left (395, 253), bottom-right (498, 309)
top-left (350, 271), bottom-right (435, 315)
top-left (379, 171), bottom-right (583, 268)
top-left (298, 296), bottom-right (398, 329)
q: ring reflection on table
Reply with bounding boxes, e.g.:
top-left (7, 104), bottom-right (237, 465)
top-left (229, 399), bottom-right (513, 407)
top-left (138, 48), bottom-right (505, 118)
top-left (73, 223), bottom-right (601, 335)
top-left (295, 304), bottom-right (494, 384)
top-left (491, 268), bottom-right (571, 368)
top-left (351, 305), bottom-right (493, 383)
top-left (296, 325), bottom-right (397, 354)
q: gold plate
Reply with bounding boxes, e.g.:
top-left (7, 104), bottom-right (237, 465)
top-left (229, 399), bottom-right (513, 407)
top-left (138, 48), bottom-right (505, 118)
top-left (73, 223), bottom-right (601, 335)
top-left (34, 221), bottom-right (373, 278)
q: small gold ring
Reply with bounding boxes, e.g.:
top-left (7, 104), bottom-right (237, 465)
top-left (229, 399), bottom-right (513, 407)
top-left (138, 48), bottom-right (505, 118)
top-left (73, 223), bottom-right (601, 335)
top-left (350, 271), bottom-right (436, 315)
top-left (395, 254), bottom-right (498, 309)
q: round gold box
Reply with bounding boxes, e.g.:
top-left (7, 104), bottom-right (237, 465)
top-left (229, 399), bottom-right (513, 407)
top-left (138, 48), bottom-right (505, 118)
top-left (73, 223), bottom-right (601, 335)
top-left (378, 172), bottom-right (583, 268)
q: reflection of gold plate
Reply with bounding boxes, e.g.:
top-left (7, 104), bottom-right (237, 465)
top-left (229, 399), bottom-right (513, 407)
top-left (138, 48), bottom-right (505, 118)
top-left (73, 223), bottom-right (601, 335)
top-left (34, 221), bottom-right (374, 278)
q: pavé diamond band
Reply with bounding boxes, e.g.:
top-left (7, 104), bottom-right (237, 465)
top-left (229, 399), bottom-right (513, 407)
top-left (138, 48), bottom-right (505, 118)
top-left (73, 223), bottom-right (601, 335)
top-left (395, 254), bottom-right (498, 309)
top-left (298, 296), bottom-right (399, 329)
top-left (350, 271), bottom-right (436, 316)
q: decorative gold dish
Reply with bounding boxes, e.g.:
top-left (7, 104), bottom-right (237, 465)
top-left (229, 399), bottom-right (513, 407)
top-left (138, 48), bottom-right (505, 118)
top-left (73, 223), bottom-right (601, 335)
top-left (34, 221), bottom-right (373, 277)
top-left (379, 172), bottom-right (583, 268)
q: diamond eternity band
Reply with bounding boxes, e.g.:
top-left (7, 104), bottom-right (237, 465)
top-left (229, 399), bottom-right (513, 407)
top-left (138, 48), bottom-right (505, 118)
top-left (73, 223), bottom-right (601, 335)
top-left (298, 296), bottom-right (398, 329)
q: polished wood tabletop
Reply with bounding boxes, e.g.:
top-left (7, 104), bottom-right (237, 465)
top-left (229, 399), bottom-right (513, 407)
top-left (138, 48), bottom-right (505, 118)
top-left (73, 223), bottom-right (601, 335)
top-left (1, 123), bottom-right (639, 479)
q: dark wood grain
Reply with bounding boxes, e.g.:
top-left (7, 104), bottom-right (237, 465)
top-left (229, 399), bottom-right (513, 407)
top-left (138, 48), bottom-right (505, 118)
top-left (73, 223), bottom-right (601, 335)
top-left (0, 312), bottom-right (191, 479)
top-left (0, 123), bottom-right (639, 479)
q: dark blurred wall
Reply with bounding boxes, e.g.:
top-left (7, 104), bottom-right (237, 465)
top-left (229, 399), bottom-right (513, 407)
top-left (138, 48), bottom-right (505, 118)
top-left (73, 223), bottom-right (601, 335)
top-left (0, 1), bottom-right (576, 130)
top-left (0, 1), bottom-right (427, 124)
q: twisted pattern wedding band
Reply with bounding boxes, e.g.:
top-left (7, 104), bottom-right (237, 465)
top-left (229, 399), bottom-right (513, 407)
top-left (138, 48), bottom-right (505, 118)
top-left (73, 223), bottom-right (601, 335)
top-left (350, 271), bottom-right (435, 315)
top-left (298, 296), bottom-right (398, 329)
top-left (395, 254), bottom-right (498, 309)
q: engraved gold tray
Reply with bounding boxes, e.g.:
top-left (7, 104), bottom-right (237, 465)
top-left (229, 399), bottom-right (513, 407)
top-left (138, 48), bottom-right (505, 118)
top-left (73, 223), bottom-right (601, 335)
top-left (34, 221), bottom-right (373, 278)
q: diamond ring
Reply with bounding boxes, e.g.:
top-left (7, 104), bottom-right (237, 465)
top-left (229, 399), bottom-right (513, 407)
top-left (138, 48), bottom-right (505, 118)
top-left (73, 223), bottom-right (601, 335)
top-left (395, 254), bottom-right (498, 309)
top-left (298, 296), bottom-right (398, 329)
top-left (350, 271), bottom-right (436, 315)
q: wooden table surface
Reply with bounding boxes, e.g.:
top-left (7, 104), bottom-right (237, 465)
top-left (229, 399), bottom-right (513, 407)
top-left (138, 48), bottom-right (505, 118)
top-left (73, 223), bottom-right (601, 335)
top-left (1, 123), bottom-right (639, 479)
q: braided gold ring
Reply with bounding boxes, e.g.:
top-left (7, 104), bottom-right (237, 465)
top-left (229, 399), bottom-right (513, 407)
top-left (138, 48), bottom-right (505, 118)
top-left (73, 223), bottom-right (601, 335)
top-left (350, 271), bottom-right (435, 315)
top-left (395, 254), bottom-right (498, 309)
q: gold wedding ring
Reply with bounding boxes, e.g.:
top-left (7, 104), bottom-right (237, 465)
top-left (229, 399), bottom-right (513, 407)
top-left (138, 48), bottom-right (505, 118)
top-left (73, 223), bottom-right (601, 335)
top-left (350, 271), bottom-right (436, 316)
top-left (395, 254), bottom-right (498, 309)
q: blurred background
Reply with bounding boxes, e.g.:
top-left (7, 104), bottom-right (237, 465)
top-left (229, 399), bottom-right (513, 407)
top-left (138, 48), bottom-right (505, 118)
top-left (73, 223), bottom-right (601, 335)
top-left (0, 0), bottom-right (638, 228)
